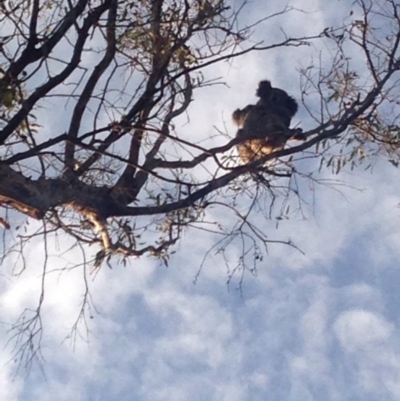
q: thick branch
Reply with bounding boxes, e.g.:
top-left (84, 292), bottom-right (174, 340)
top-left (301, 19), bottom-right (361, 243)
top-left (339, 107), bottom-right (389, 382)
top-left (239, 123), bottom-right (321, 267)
top-left (64, 0), bottom-right (117, 173)
top-left (0, 1), bottom-right (112, 144)
top-left (7, 0), bottom-right (89, 79)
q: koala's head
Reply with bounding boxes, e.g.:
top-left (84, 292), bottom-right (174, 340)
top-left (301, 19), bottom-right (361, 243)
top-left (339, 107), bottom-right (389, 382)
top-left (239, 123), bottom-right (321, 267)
top-left (256, 80), bottom-right (272, 100)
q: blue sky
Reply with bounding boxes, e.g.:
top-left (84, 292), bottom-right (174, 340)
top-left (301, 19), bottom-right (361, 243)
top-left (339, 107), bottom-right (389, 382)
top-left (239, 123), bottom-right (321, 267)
top-left (2, 0), bottom-right (400, 400)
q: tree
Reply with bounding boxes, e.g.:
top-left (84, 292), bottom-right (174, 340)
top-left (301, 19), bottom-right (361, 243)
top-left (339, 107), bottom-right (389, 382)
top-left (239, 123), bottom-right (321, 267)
top-left (0, 0), bottom-right (399, 370)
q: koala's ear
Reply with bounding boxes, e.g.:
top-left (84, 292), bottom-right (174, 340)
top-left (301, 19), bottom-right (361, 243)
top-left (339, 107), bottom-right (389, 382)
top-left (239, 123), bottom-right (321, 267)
top-left (232, 109), bottom-right (243, 125)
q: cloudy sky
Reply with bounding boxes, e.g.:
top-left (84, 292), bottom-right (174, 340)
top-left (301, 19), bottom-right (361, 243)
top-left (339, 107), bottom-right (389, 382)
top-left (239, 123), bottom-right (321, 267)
top-left (2, 0), bottom-right (400, 400)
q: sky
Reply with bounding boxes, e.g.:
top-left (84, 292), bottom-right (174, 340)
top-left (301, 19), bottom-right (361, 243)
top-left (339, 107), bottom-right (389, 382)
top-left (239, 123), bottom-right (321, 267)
top-left (2, 0), bottom-right (400, 400)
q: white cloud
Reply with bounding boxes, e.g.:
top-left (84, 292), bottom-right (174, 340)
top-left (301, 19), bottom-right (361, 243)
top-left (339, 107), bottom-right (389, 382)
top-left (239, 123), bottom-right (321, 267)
top-left (334, 309), bottom-right (394, 351)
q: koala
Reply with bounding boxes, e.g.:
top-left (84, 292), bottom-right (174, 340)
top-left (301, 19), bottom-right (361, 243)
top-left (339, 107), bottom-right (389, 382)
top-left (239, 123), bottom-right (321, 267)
top-left (233, 80), bottom-right (304, 164)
